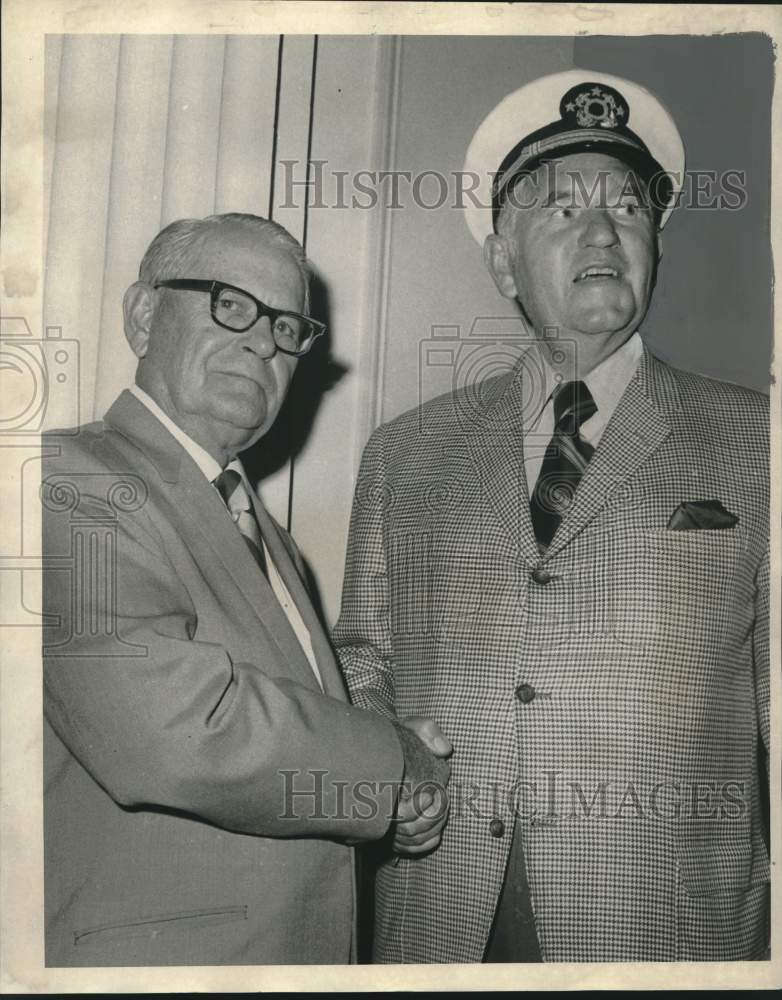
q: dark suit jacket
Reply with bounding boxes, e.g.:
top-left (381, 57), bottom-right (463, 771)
top-left (42, 390), bottom-right (403, 966)
top-left (334, 350), bottom-right (770, 962)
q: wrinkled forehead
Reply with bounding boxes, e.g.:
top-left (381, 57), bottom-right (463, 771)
top-left (189, 225), bottom-right (276, 269)
top-left (193, 226), bottom-right (305, 302)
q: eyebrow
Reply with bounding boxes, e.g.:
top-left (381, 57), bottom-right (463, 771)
top-left (541, 182), bottom-right (644, 209)
top-left (542, 187), bottom-right (576, 207)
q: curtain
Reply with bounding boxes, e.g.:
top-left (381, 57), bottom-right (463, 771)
top-left (43, 33), bottom-right (317, 525)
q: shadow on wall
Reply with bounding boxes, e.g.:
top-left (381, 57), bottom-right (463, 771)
top-left (242, 272), bottom-right (348, 485)
top-left (241, 273), bottom-right (347, 627)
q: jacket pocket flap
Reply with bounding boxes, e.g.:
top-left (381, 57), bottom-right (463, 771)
top-left (677, 839), bottom-right (769, 897)
top-left (74, 904), bottom-right (248, 946)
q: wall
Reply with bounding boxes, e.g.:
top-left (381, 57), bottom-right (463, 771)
top-left (574, 33), bottom-right (773, 389)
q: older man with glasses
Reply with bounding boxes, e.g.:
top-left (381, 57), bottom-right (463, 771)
top-left (42, 213), bottom-right (451, 967)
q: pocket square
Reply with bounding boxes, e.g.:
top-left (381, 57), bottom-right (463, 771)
top-left (667, 499), bottom-right (739, 531)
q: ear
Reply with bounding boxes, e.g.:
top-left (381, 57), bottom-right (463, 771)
top-left (483, 234), bottom-right (519, 300)
top-left (123, 282), bottom-right (156, 359)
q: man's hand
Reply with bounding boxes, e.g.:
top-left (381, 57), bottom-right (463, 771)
top-left (392, 716), bottom-right (453, 856)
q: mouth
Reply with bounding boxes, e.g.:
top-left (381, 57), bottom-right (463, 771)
top-left (214, 370), bottom-right (273, 393)
top-left (574, 266), bottom-right (620, 283)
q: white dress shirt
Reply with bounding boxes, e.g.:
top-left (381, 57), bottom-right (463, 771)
top-left (521, 332), bottom-right (644, 495)
top-left (129, 384), bottom-right (323, 690)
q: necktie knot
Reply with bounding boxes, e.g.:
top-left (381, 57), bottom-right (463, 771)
top-left (530, 380), bottom-right (597, 549)
top-left (213, 466), bottom-right (267, 577)
top-left (213, 467), bottom-right (249, 518)
top-left (553, 380), bottom-right (597, 436)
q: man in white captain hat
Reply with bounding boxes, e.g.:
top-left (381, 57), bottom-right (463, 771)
top-left (334, 70), bottom-right (770, 961)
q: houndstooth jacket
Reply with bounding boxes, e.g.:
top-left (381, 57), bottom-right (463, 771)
top-left (333, 349), bottom-right (770, 963)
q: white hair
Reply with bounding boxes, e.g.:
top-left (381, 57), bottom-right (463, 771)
top-left (495, 173), bottom-right (536, 245)
top-left (138, 213), bottom-right (311, 312)
top-left (496, 198), bottom-right (520, 242)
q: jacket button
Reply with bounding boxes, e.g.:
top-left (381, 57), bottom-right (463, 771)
top-left (489, 818), bottom-right (505, 838)
top-left (531, 566), bottom-right (552, 585)
top-left (516, 683), bottom-right (536, 704)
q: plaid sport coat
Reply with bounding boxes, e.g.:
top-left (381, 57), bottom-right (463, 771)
top-left (333, 349), bottom-right (770, 963)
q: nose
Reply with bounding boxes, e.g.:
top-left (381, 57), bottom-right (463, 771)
top-left (243, 315), bottom-right (277, 359)
top-left (578, 209), bottom-right (619, 248)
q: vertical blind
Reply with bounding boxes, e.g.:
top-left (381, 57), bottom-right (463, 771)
top-left (43, 33), bottom-right (318, 526)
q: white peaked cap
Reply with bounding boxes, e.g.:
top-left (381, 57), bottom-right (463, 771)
top-left (463, 69), bottom-right (686, 245)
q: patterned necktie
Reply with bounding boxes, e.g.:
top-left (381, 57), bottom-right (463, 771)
top-left (213, 467), bottom-right (268, 578)
top-left (530, 379), bottom-right (598, 548)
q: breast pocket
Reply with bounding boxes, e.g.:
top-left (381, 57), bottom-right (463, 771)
top-left (607, 528), bottom-right (748, 652)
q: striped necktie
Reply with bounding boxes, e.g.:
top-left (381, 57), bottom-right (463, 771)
top-left (213, 467), bottom-right (268, 578)
top-left (530, 379), bottom-right (597, 548)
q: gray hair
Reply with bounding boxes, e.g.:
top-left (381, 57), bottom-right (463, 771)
top-left (495, 198), bottom-right (518, 242)
top-left (494, 174), bottom-right (533, 247)
top-left (138, 212), bottom-right (312, 312)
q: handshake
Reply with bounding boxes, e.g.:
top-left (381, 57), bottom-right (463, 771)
top-left (392, 716), bottom-right (453, 857)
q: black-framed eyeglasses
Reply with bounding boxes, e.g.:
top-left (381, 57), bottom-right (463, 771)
top-left (154, 279), bottom-right (326, 357)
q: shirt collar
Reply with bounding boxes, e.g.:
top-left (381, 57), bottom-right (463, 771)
top-left (523, 331), bottom-right (643, 429)
top-left (521, 341), bottom-right (562, 432)
top-left (583, 331), bottom-right (643, 419)
top-left (129, 384), bottom-right (224, 483)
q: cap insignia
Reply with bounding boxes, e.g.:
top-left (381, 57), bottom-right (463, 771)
top-left (561, 83), bottom-right (627, 130)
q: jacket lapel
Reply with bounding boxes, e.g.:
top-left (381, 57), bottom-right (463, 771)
top-left (543, 349), bottom-right (674, 558)
top-left (251, 496), bottom-right (348, 700)
top-left (465, 364), bottom-right (543, 567)
top-left (463, 349), bottom-right (677, 566)
top-left (104, 391), bottom-right (326, 693)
